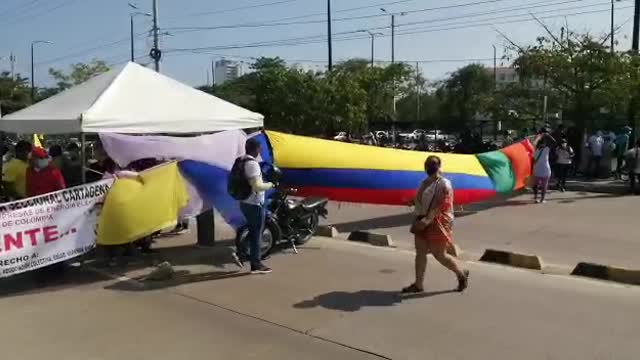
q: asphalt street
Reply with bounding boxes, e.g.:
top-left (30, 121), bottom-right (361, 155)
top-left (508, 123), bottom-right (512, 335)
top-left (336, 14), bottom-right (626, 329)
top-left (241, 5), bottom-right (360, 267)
top-left (1, 237), bottom-right (638, 360)
top-left (322, 190), bottom-right (640, 269)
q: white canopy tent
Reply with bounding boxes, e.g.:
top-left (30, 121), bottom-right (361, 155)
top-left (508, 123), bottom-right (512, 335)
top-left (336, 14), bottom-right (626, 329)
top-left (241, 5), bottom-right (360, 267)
top-left (0, 62), bottom-right (263, 134)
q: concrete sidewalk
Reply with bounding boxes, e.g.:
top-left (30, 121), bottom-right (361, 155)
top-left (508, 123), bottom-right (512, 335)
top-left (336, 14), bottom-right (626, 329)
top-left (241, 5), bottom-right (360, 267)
top-left (84, 237), bottom-right (640, 360)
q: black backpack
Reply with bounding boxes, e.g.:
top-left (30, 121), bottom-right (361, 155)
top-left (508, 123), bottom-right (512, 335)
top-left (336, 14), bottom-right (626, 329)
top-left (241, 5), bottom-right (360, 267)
top-left (228, 157), bottom-right (253, 200)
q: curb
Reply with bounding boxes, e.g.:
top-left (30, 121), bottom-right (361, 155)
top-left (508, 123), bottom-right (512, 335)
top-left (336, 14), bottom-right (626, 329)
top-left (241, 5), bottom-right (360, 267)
top-left (479, 249), bottom-right (543, 270)
top-left (564, 182), bottom-right (627, 195)
top-left (315, 225), bottom-right (339, 238)
top-left (571, 262), bottom-right (640, 286)
top-left (347, 231), bottom-right (394, 247)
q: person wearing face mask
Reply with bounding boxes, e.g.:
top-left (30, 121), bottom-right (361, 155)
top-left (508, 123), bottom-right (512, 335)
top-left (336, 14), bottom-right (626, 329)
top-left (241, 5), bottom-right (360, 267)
top-left (554, 138), bottom-right (574, 192)
top-left (403, 155), bottom-right (469, 294)
top-left (2, 140), bottom-right (32, 199)
top-left (26, 147), bottom-right (66, 197)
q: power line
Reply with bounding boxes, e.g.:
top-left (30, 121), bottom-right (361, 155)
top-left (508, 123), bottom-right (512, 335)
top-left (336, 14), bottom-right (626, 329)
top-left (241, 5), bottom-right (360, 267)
top-left (22, 0), bottom-right (581, 70)
top-left (166, 0), bottom-right (299, 21)
top-left (0, 0), bottom-right (43, 18)
top-left (0, 0), bottom-right (79, 27)
top-left (165, 1), bottom-right (619, 53)
top-left (35, 32), bottom-right (149, 67)
top-left (153, 49), bottom-right (495, 65)
top-left (166, 0), bottom-right (520, 33)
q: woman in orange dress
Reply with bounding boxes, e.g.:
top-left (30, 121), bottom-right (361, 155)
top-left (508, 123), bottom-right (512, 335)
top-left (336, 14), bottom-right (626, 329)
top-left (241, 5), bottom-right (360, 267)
top-left (402, 155), bottom-right (470, 294)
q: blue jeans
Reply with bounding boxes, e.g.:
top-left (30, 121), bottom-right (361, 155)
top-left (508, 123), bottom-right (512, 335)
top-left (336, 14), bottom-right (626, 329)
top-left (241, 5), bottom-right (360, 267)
top-left (239, 202), bottom-right (265, 266)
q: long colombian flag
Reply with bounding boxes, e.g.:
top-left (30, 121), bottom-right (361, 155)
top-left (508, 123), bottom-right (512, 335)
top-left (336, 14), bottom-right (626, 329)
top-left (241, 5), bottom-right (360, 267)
top-left (262, 131), bottom-right (533, 206)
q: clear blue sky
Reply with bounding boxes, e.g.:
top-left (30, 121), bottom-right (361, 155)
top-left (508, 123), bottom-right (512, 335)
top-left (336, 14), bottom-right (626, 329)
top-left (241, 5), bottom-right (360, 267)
top-left (0, 0), bottom-right (635, 87)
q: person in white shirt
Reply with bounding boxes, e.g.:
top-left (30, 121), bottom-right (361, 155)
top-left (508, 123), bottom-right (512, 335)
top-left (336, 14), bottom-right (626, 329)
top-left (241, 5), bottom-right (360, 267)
top-left (533, 140), bottom-right (552, 203)
top-left (555, 138), bottom-right (574, 192)
top-left (236, 138), bottom-right (275, 274)
top-left (624, 139), bottom-right (640, 195)
top-left (587, 131), bottom-right (604, 177)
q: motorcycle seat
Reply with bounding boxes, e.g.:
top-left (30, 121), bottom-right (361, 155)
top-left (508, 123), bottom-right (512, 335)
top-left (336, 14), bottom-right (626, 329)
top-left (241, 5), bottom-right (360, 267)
top-left (301, 197), bottom-right (328, 210)
top-left (286, 199), bottom-right (302, 210)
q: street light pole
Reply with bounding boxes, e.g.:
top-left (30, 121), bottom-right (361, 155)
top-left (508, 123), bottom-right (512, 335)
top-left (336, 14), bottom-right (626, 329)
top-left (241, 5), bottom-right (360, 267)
top-left (30, 40), bottom-right (51, 102)
top-left (358, 30), bottom-right (382, 67)
top-left (128, 4), bottom-right (151, 63)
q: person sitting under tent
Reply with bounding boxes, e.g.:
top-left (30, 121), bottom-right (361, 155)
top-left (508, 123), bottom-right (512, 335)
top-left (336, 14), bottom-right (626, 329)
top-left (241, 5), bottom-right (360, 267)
top-left (2, 140), bottom-right (32, 200)
top-left (26, 147), bottom-right (66, 197)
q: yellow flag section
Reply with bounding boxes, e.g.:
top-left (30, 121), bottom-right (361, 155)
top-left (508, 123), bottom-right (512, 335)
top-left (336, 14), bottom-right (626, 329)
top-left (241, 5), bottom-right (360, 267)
top-left (266, 130), bottom-right (487, 176)
top-left (97, 162), bottom-right (189, 246)
top-left (32, 134), bottom-right (42, 148)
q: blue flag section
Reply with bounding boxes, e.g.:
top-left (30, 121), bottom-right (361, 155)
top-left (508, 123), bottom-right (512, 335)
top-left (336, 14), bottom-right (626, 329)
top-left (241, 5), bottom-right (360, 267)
top-left (178, 160), bottom-right (245, 229)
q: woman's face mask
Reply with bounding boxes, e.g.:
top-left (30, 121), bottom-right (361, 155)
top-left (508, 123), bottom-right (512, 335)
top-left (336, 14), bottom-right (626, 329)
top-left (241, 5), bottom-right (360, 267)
top-left (35, 159), bottom-right (49, 169)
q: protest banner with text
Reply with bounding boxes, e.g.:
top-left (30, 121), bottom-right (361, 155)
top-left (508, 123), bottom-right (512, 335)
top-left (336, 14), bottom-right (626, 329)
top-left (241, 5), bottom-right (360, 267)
top-left (0, 180), bottom-right (113, 277)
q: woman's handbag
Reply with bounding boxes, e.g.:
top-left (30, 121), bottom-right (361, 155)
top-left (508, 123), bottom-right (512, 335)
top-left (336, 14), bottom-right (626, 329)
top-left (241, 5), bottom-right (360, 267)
top-left (410, 180), bottom-right (440, 234)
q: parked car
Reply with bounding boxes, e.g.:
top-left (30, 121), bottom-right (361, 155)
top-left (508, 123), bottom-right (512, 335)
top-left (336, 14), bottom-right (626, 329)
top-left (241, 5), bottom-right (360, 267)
top-left (333, 132), bottom-right (349, 141)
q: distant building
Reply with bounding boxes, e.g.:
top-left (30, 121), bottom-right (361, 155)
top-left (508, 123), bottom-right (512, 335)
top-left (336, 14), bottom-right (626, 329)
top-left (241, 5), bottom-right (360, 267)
top-left (214, 59), bottom-right (243, 85)
top-left (489, 67), bottom-right (545, 89)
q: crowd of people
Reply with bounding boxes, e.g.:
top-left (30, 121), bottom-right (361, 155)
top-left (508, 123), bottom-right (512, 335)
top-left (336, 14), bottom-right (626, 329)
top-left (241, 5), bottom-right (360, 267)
top-left (530, 124), bottom-right (640, 201)
top-left (1, 138), bottom-right (191, 264)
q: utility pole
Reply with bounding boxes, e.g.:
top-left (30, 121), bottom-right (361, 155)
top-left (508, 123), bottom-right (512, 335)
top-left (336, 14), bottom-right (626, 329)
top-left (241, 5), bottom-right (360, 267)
top-left (493, 45), bottom-right (498, 141)
top-left (9, 53), bottom-right (15, 80)
top-left (370, 33), bottom-right (375, 67)
top-left (151, 0), bottom-right (161, 72)
top-left (381, 8), bottom-right (405, 144)
top-left (30, 44), bottom-right (34, 101)
top-left (391, 15), bottom-right (395, 64)
top-left (130, 16), bottom-right (135, 62)
top-left (611, 0), bottom-right (615, 53)
top-left (327, 0), bottom-right (333, 71)
top-left (416, 62), bottom-right (420, 124)
top-left (493, 45), bottom-right (497, 86)
top-left (633, 0), bottom-right (640, 53)
top-left (211, 60), bottom-right (215, 86)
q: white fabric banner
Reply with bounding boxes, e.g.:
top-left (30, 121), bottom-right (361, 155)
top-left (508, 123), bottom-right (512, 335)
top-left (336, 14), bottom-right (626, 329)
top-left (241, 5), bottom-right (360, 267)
top-left (0, 180), bottom-right (113, 278)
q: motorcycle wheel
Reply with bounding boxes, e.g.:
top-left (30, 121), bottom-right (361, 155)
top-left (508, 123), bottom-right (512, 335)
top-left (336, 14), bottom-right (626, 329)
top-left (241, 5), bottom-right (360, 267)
top-left (235, 221), bottom-right (278, 259)
top-left (294, 212), bottom-right (319, 245)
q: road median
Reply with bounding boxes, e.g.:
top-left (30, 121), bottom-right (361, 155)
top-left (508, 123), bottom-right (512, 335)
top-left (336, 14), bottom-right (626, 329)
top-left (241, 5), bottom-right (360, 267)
top-left (571, 262), bottom-right (640, 285)
top-left (479, 249), bottom-right (543, 270)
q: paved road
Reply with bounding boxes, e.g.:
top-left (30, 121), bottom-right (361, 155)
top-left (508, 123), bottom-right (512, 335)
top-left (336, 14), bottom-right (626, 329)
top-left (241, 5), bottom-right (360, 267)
top-left (323, 191), bottom-right (640, 268)
top-left (2, 237), bottom-right (638, 360)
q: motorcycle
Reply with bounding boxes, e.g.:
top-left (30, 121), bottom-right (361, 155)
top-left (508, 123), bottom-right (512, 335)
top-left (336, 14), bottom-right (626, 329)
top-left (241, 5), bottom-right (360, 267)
top-left (235, 164), bottom-right (329, 258)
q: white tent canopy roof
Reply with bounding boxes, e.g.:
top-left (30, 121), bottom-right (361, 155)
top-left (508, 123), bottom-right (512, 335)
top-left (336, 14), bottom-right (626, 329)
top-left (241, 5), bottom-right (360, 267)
top-left (0, 62), bottom-right (263, 134)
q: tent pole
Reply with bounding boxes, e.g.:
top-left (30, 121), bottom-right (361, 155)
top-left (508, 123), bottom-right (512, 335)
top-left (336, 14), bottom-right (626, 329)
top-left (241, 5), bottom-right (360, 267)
top-left (196, 209), bottom-right (215, 247)
top-left (80, 133), bottom-right (86, 184)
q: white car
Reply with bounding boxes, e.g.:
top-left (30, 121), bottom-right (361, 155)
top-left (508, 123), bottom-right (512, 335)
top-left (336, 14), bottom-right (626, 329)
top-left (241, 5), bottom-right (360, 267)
top-left (333, 132), bottom-right (349, 141)
top-left (400, 129), bottom-right (427, 141)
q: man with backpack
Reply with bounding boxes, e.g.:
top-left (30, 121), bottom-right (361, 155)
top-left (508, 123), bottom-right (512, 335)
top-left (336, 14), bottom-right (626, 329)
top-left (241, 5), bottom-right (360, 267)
top-left (229, 138), bottom-right (275, 274)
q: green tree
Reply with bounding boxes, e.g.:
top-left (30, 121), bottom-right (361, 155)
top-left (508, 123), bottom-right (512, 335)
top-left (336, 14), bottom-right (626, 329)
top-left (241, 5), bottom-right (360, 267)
top-left (48, 59), bottom-right (110, 91)
top-left (0, 71), bottom-right (31, 115)
top-left (507, 30), bottom-right (634, 130)
top-left (436, 64), bottom-right (493, 132)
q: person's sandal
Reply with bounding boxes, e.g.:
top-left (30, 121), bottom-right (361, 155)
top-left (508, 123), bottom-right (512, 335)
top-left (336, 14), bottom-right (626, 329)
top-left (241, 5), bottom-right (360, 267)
top-left (457, 270), bottom-right (470, 292)
top-left (401, 283), bottom-right (424, 294)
